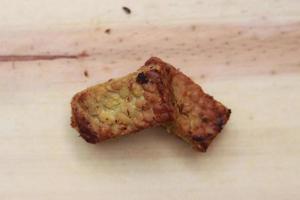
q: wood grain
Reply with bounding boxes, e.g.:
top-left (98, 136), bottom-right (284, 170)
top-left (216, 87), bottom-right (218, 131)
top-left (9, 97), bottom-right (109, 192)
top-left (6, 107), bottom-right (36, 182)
top-left (0, 1), bottom-right (300, 199)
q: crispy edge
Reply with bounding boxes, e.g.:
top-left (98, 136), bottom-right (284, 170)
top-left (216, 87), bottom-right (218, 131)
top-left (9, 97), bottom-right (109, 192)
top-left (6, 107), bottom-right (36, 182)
top-left (144, 57), bottom-right (231, 152)
top-left (71, 92), bottom-right (100, 143)
top-left (71, 66), bottom-right (173, 143)
top-left (71, 57), bottom-right (231, 151)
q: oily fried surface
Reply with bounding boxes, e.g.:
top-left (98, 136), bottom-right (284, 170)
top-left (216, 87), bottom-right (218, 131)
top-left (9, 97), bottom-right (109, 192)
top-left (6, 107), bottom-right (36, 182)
top-left (71, 57), bottom-right (231, 151)
top-left (71, 65), bottom-right (172, 143)
top-left (145, 58), bottom-right (231, 151)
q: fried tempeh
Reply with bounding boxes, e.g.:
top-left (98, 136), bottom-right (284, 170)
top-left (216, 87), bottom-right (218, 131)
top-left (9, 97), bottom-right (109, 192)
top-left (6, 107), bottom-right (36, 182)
top-left (71, 63), bottom-right (173, 143)
top-left (71, 57), bottom-right (231, 151)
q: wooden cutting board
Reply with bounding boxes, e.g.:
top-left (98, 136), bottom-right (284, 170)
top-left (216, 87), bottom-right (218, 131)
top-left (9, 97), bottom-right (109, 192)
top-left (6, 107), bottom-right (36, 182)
top-left (0, 1), bottom-right (300, 199)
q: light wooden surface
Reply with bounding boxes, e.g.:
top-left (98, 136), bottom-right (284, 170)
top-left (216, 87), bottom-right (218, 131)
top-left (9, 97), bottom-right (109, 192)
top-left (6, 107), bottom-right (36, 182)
top-left (0, 1), bottom-right (300, 199)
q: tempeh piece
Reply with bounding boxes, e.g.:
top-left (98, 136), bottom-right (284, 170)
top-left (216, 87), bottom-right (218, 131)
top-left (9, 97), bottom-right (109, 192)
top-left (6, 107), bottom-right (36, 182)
top-left (71, 57), bottom-right (231, 151)
top-left (71, 64), bottom-right (172, 143)
top-left (145, 57), bottom-right (231, 151)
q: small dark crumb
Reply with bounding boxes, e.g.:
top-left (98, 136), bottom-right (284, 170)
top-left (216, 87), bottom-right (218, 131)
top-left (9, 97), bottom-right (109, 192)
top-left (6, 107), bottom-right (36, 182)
top-left (84, 70), bottom-right (89, 77)
top-left (136, 72), bottom-right (149, 84)
top-left (105, 29), bottom-right (111, 34)
top-left (191, 25), bottom-right (196, 31)
top-left (200, 74), bottom-right (205, 79)
top-left (270, 70), bottom-right (277, 75)
top-left (79, 50), bottom-right (89, 57)
top-left (122, 6), bottom-right (131, 14)
top-left (228, 109), bottom-right (232, 117)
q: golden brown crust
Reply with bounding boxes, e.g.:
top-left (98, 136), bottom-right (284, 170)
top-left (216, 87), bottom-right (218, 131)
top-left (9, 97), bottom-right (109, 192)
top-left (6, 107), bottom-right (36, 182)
top-left (145, 57), bottom-right (231, 151)
top-left (71, 65), bottom-right (173, 143)
top-left (71, 57), bottom-right (231, 151)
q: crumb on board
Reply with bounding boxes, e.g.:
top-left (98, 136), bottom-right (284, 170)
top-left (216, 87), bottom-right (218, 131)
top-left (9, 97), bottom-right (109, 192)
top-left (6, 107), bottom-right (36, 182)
top-left (84, 70), bottom-right (89, 77)
top-left (79, 51), bottom-right (88, 57)
top-left (191, 25), bottom-right (196, 31)
top-left (122, 6), bottom-right (131, 14)
top-left (105, 29), bottom-right (111, 34)
top-left (270, 70), bottom-right (277, 75)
